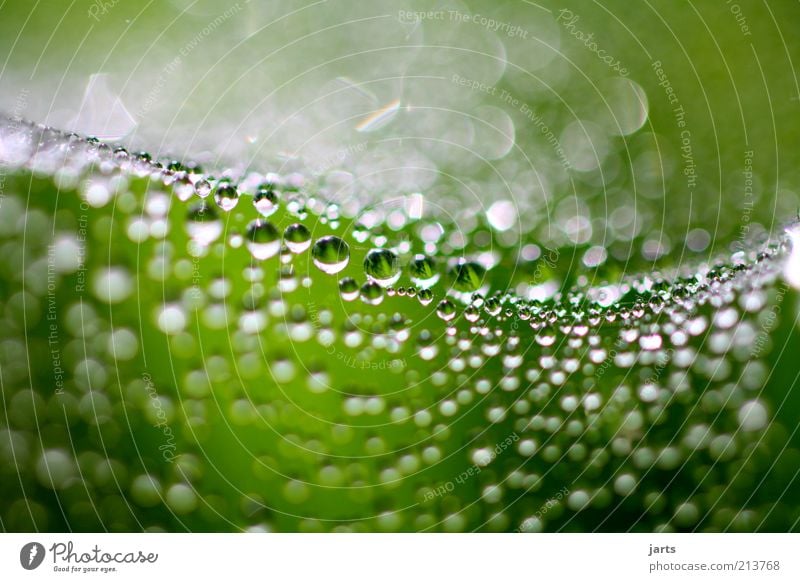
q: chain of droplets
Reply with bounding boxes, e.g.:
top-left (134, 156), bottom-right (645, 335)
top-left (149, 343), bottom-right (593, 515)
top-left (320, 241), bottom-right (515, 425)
top-left (0, 114), bottom-right (790, 330)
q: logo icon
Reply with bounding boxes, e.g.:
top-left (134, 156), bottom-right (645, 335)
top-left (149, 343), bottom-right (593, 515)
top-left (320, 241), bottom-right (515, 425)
top-left (20, 542), bottom-right (45, 570)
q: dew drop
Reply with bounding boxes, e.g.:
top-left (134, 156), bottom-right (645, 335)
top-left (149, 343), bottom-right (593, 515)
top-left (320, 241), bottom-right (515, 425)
top-left (195, 179), bottom-right (211, 198)
top-left (363, 248), bottom-right (400, 286)
top-left (157, 304), bottom-right (187, 335)
top-left (339, 277), bottom-right (359, 301)
top-left (283, 223), bottom-right (311, 253)
top-left (245, 219), bottom-right (281, 260)
top-left (418, 288), bottom-right (434, 306)
top-left (409, 255), bottom-right (439, 288)
top-left (186, 201), bottom-right (223, 246)
top-left (254, 186), bottom-right (280, 217)
top-left (173, 177), bottom-right (195, 201)
top-left (214, 183), bottom-right (239, 211)
top-left (312, 236), bottom-right (350, 274)
top-left (360, 281), bottom-right (384, 305)
top-left (436, 299), bottom-right (457, 321)
top-left (449, 259), bottom-right (487, 293)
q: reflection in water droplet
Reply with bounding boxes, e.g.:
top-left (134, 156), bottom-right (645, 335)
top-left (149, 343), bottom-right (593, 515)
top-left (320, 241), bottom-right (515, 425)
top-left (186, 202), bottom-right (222, 246)
top-left (195, 180), bottom-right (211, 198)
top-left (339, 277), bottom-right (359, 301)
top-left (173, 177), bottom-right (194, 201)
top-left (364, 248), bottom-right (400, 286)
top-left (409, 255), bottom-right (439, 288)
top-left (418, 288), bottom-right (434, 306)
top-left (245, 219), bottom-right (280, 260)
top-left (284, 223), bottom-right (311, 253)
top-left (437, 299), bottom-right (457, 321)
top-left (254, 186), bottom-right (280, 217)
top-left (449, 259), bottom-right (487, 293)
top-left (214, 183), bottom-right (239, 211)
top-left (360, 281), bottom-right (384, 305)
top-left (312, 236), bottom-right (350, 274)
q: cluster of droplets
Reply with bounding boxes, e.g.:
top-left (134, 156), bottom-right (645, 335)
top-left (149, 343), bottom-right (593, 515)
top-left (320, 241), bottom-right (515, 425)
top-left (1, 116), bottom-right (799, 532)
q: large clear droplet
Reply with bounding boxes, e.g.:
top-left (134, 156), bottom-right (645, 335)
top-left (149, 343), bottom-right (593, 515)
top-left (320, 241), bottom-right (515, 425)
top-left (436, 299), bottom-right (457, 321)
top-left (363, 248), bottom-right (400, 287)
top-left (409, 254), bottom-right (439, 288)
top-left (312, 236), bottom-right (350, 274)
top-left (360, 281), bottom-right (384, 305)
top-left (284, 223), bottom-right (311, 253)
top-left (214, 183), bottom-right (239, 211)
top-left (245, 219), bottom-right (280, 260)
top-left (254, 185), bottom-right (280, 217)
top-left (449, 259), bottom-right (487, 293)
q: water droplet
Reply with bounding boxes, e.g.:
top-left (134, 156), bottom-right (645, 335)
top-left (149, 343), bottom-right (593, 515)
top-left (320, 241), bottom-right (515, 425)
top-left (738, 400), bottom-right (768, 431)
top-left (157, 304), bottom-right (187, 335)
top-left (186, 202), bottom-right (222, 246)
top-left (245, 219), bottom-right (280, 260)
top-left (464, 305), bottom-right (480, 322)
top-left (284, 223), bottom-right (311, 253)
top-left (195, 179), bottom-right (211, 198)
top-left (339, 277), bottom-right (359, 301)
top-left (409, 255), bottom-right (439, 288)
top-left (418, 288), bottom-right (433, 306)
top-left (436, 299), bottom-right (457, 321)
top-left (93, 268), bottom-right (133, 304)
top-left (312, 236), bottom-right (350, 274)
top-left (173, 177), bottom-right (195, 201)
top-left (360, 281), bottom-right (384, 305)
top-left (254, 186), bottom-right (280, 217)
top-left (449, 259), bottom-right (487, 293)
top-left (214, 183), bottom-right (239, 211)
top-left (638, 331), bottom-right (662, 353)
top-left (363, 248), bottom-right (400, 286)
